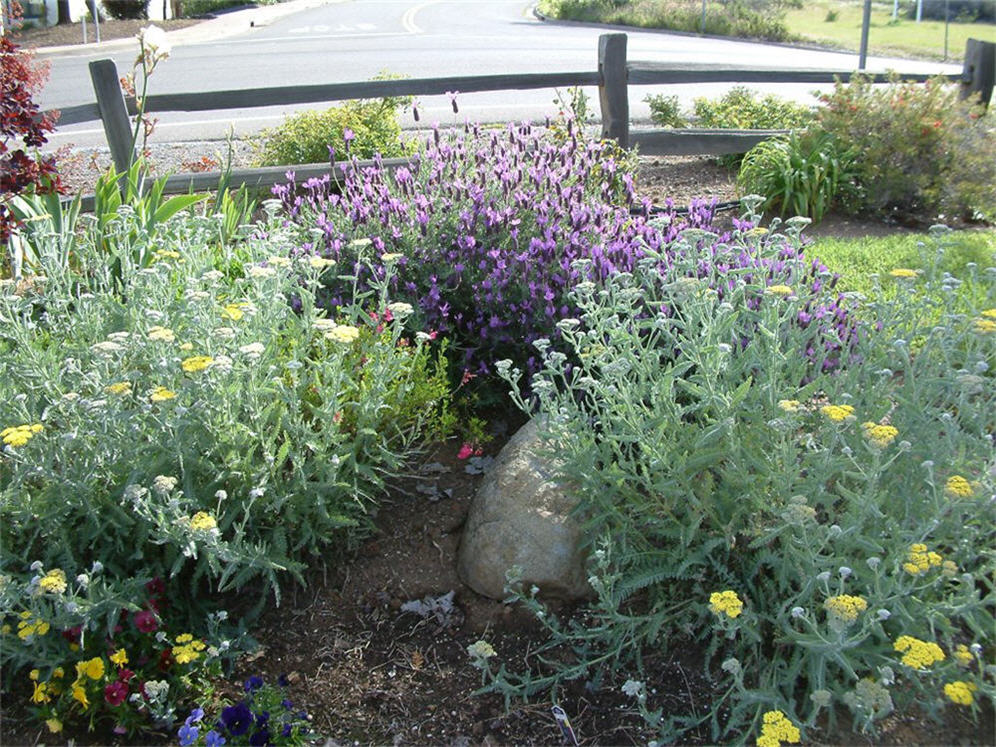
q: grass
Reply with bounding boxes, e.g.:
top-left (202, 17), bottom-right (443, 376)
top-left (784, 0), bottom-right (995, 61)
top-left (809, 229), bottom-right (996, 301)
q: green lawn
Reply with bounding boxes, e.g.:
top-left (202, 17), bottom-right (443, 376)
top-left (808, 229), bottom-right (996, 299)
top-left (784, 0), bottom-right (995, 62)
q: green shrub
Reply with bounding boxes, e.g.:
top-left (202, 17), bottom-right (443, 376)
top-left (179, 0), bottom-right (251, 17)
top-left (490, 219), bottom-right (995, 743)
top-left (644, 93), bottom-right (688, 128)
top-left (814, 74), bottom-right (996, 223)
top-left (737, 130), bottom-right (858, 222)
top-left (253, 89), bottom-right (410, 167)
top-left (0, 208), bottom-right (452, 631)
top-left (693, 85), bottom-right (812, 131)
top-left (539, 0), bottom-right (793, 41)
top-left (693, 86), bottom-right (813, 167)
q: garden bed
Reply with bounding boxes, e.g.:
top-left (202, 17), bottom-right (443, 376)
top-left (2, 433), bottom-right (992, 746)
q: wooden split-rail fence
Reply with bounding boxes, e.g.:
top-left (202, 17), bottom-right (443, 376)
top-left (50, 32), bottom-right (995, 196)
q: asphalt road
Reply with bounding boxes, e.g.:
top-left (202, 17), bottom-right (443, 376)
top-left (38, 0), bottom-right (961, 148)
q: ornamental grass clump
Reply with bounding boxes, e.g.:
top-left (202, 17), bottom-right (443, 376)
top-left (492, 219), bottom-right (994, 743)
top-left (0, 205), bottom-right (454, 725)
top-left (274, 125), bottom-right (855, 381)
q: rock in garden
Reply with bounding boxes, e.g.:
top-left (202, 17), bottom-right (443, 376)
top-left (457, 420), bottom-right (592, 600)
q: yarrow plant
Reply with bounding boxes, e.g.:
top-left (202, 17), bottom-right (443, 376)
top-left (491, 217), bottom-right (994, 743)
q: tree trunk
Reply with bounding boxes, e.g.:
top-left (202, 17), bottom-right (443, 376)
top-left (57, 0), bottom-right (71, 23)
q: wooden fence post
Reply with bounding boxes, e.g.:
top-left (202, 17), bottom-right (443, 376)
top-left (959, 38), bottom-right (995, 108)
top-left (89, 59), bottom-right (135, 175)
top-left (598, 33), bottom-right (629, 148)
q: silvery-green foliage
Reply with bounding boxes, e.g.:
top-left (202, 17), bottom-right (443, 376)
top-left (497, 221), bottom-right (994, 742)
top-left (0, 209), bottom-right (451, 624)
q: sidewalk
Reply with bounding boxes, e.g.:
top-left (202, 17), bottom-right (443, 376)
top-left (33, 0), bottom-right (344, 55)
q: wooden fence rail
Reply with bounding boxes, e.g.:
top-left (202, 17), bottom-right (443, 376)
top-left (45, 33), bottom-right (995, 197)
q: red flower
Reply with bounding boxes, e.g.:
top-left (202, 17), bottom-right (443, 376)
top-left (134, 610), bottom-right (158, 633)
top-left (457, 443), bottom-right (474, 460)
top-left (145, 577), bottom-right (165, 596)
top-left (118, 668), bottom-right (135, 682)
top-left (158, 648), bottom-right (173, 672)
top-left (104, 680), bottom-right (129, 706)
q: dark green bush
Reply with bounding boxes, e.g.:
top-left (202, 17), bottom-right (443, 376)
top-left (102, 0), bottom-right (148, 18)
top-left (814, 74), bottom-right (996, 222)
top-left (253, 89), bottom-right (410, 167)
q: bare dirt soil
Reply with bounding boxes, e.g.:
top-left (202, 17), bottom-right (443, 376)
top-left (11, 17), bottom-right (200, 48)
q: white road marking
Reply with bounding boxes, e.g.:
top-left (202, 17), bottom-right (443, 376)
top-left (400, 0), bottom-right (445, 34)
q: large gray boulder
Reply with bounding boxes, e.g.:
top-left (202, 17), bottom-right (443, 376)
top-left (457, 420), bottom-right (592, 600)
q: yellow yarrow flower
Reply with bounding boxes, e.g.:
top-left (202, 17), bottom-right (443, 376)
top-left (39, 568), bottom-right (67, 594)
top-left (756, 709), bottom-right (800, 747)
top-left (765, 284), bottom-right (794, 297)
top-left (172, 637), bottom-right (206, 664)
top-left (894, 635), bottom-right (945, 669)
top-left (889, 268), bottom-right (918, 279)
top-left (29, 669), bottom-right (40, 680)
top-left (777, 399), bottom-right (801, 413)
top-left (944, 680), bottom-right (977, 706)
top-left (326, 325), bottom-right (361, 344)
top-left (904, 543), bottom-right (943, 576)
top-left (105, 381), bottom-right (133, 396)
top-left (181, 355), bottom-right (214, 373)
top-left (824, 594), bottom-right (868, 623)
top-left (110, 648), bottom-right (128, 667)
top-left (147, 326), bottom-right (176, 342)
top-left (308, 256), bottom-right (336, 270)
top-left (820, 404), bottom-right (855, 422)
top-left (973, 318), bottom-right (996, 334)
top-left (981, 308), bottom-right (996, 319)
top-left (46, 718), bottom-right (62, 734)
top-left (944, 475), bottom-right (974, 499)
top-left (17, 616), bottom-right (50, 639)
top-left (221, 303), bottom-right (247, 321)
top-left (153, 249), bottom-right (182, 262)
top-left (862, 421), bottom-right (899, 448)
top-left (2, 423), bottom-right (44, 447)
top-left (709, 590), bottom-right (744, 619)
top-left (954, 644), bottom-right (973, 666)
top-left (189, 511), bottom-right (217, 532)
top-left (150, 386), bottom-right (177, 402)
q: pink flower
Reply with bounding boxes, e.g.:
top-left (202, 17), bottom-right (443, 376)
top-left (134, 610), bottom-right (158, 633)
top-left (457, 443), bottom-right (474, 460)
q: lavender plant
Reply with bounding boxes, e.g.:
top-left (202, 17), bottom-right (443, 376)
top-left (493, 217), bottom-right (995, 743)
top-left (273, 125), bottom-right (853, 383)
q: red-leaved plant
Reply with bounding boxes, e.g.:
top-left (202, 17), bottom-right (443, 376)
top-left (1, 3), bottom-right (62, 244)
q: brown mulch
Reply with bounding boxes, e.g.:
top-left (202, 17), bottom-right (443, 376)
top-left (9, 17), bottom-right (200, 48)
